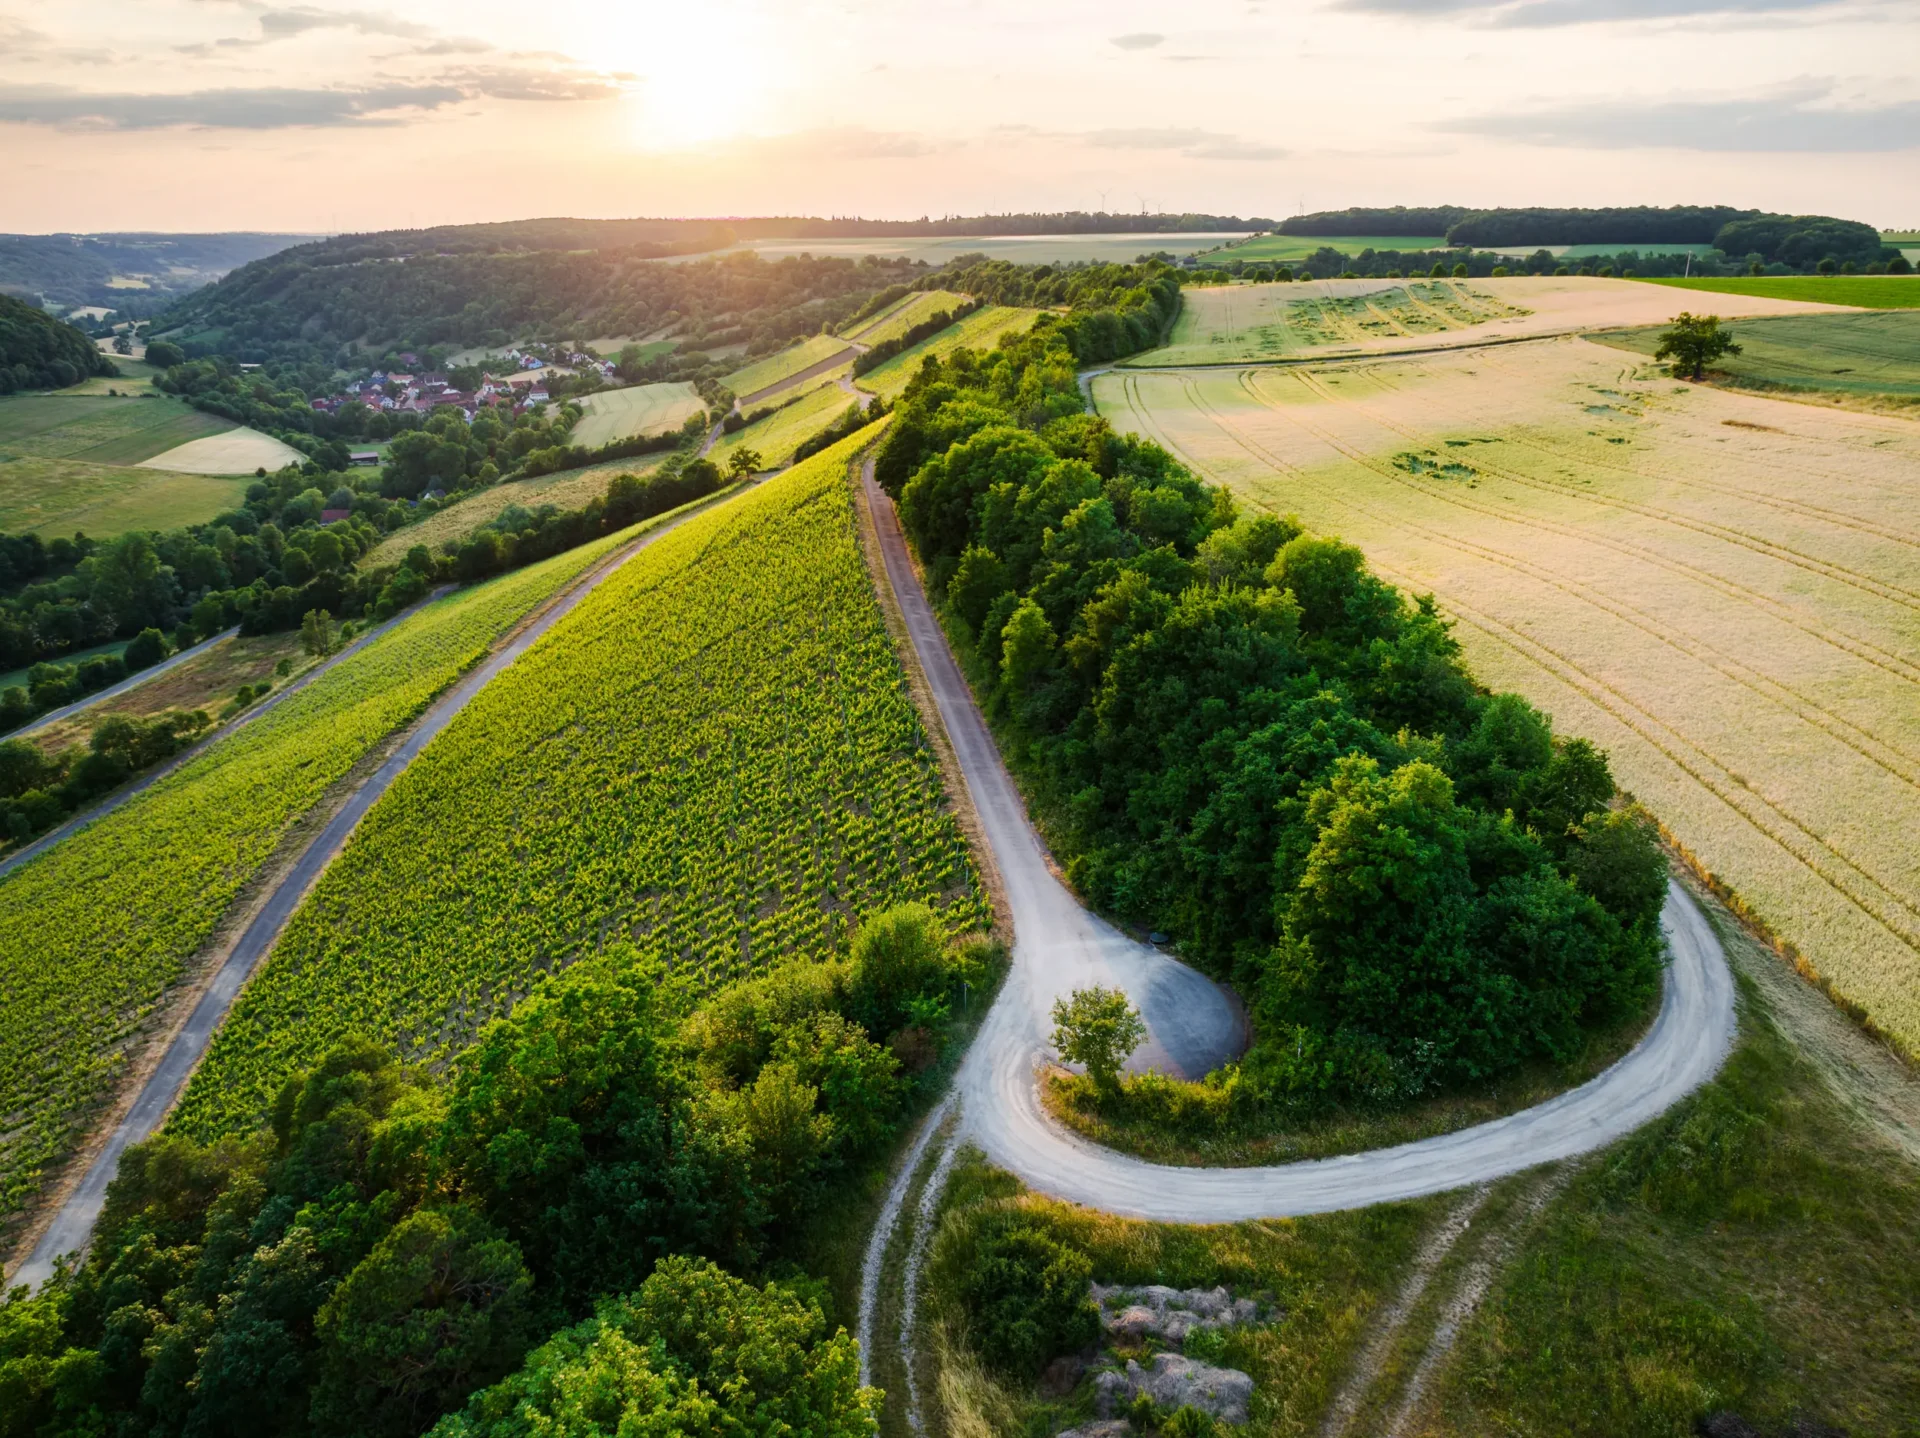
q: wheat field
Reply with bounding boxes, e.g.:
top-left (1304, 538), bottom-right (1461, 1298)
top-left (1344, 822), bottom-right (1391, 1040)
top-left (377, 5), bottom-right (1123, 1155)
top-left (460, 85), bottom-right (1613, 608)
top-left (1095, 336), bottom-right (1920, 1053)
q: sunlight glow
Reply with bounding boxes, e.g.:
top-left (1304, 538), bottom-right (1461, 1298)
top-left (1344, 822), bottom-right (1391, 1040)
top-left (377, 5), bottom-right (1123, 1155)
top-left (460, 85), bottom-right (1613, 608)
top-left (598, 2), bottom-right (778, 150)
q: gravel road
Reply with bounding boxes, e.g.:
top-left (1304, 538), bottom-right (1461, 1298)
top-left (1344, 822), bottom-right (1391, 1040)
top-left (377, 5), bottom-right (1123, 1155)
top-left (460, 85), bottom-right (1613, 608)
top-left (861, 460), bottom-right (1737, 1221)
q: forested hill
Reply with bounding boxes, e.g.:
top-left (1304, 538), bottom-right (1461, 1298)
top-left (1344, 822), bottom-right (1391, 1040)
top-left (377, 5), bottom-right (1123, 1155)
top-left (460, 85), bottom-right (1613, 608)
top-left (154, 244), bottom-right (926, 367)
top-left (0, 231), bottom-right (319, 311)
top-left (0, 293), bottom-right (117, 393)
top-left (1279, 204), bottom-right (1885, 263)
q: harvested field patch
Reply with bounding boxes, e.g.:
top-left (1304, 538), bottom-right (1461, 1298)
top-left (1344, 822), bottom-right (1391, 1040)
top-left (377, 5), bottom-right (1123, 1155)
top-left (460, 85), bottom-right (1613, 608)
top-left (138, 427), bottom-right (303, 475)
top-left (569, 381), bottom-right (703, 447)
top-left (857, 305), bottom-right (1044, 400)
top-left (1589, 310), bottom-right (1920, 414)
top-left (1095, 335), bottom-right (1920, 1053)
top-left (1640, 275), bottom-right (1920, 309)
top-left (1129, 276), bottom-right (1839, 368)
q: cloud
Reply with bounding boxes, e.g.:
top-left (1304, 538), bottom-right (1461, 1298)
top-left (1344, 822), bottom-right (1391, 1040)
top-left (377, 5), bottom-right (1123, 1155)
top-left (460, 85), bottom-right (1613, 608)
top-left (1440, 85), bottom-right (1920, 149)
top-left (1082, 126), bottom-right (1286, 160)
top-left (1332, 0), bottom-right (1858, 24)
top-left (1109, 32), bottom-right (1165, 48)
top-left (0, 67), bottom-right (627, 130)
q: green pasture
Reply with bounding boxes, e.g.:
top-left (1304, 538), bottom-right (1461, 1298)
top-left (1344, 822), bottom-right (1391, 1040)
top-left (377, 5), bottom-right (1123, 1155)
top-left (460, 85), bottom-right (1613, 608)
top-left (723, 334), bottom-right (853, 399)
top-left (0, 455), bottom-right (252, 537)
top-left (857, 305), bottom-right (1044, 399)
top-left (1636, 275), bottom-right (1920, 309)
top-left (711, 381), bottom-right (857, 469)
top-left (1589, 309), bottom-right (1920, 406)
top-left (569, 381), bottom-right (703, 448)
top-left (0, 394), bottom-right (233, 465)
top-left (687, 233), bottom-right (1253, 267)
top-left (1221, 234), bottom-right (1449, 262)
top-left (0, 637), bottom-right (133, 695)
top-left (844, 289), bottom-right (971, 347)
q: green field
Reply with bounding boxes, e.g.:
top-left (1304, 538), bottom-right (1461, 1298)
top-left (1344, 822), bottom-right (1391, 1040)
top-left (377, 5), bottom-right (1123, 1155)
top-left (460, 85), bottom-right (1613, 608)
top-left (685, 233), bottom-right (1252, 267)
top-left (712, 381), bottom-right (859, 468)
top-left (173, 430), bottom-right (989, 1137)
top-left (857, 305), bottom-right (1045, 400)
top-left (0, 456), bottom-right (251, 537)
top-left (1221, 234), bottom-right (1449, 262)
top-left (1129, 280), bottom-right (1529, 367)
top-left (0, 637), bottom-right (132, 695)
top-left (569, 381), bottom-right (703, 448)
top-left (0, 527), bottom-right (648, 1240)
top-left (844, 290), bottom-right (971, 347)
top-left (1590, 310), bottom-right (1920, 409)
top-left (723, 334), bottom-right (855, 399)
top-left (1638, 275), bottom-right (1920, 309)
top-left (362, 454), bottom-right (670, 567)
top-left (0, 394), bottom-right (233, 464)
top-left (0, 394), bottom-right (248, 534)
top-left (60, 356), bottom-right (166, 397)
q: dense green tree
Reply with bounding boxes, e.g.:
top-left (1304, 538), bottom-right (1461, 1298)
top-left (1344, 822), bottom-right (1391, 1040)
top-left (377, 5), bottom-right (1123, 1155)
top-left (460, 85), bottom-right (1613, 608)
top-left (1051, 986), bottom-right (1145, 1094)
top-left (1654, 312), bottom-right (1742, 380)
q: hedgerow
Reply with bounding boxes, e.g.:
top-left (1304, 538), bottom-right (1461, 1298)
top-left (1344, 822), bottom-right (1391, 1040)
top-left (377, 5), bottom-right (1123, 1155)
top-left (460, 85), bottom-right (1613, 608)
top-left (0, 528), bottom-right (642, 1240)
top-left (173, 426), bottom-right (989, 1138)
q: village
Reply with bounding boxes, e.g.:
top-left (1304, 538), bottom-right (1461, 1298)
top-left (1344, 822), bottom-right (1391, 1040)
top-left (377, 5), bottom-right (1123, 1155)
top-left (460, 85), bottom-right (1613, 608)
top-left (306, 344), bottom-right (621, 427)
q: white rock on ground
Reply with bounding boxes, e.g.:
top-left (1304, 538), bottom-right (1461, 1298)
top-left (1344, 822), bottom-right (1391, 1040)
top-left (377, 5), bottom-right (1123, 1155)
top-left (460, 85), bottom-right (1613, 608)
top-left (1093, 1355), bottom-right (1255, 1424)
top-left (1090, 1284), bottom-right (1260, 1346)
top-left (1055, 1422), bottom-right (1135, 1438)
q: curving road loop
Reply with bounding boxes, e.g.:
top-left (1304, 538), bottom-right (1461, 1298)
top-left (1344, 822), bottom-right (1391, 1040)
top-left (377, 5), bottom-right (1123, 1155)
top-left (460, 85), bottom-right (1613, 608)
top-left (860, 459), bottom-right (1737, 1221)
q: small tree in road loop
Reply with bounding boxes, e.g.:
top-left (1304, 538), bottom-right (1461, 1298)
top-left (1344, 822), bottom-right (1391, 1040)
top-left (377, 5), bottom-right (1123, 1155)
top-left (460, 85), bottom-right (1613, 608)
top-left (1655, 312), bottom-right (1741, 381)
top-left (1051, 986), bottom-right (1145, 1094)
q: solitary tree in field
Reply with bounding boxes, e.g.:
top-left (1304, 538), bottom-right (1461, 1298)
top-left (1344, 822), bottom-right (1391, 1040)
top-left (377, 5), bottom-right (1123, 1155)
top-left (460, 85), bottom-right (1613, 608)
top-left (301, 607), bottom-right (336, 658)
top-left (1051, 986), bottom-right (1145, 1094)
top-left (727, 447), bottom-right (762, 479)
top-left (1654, 312), bottom-right (1741, 381)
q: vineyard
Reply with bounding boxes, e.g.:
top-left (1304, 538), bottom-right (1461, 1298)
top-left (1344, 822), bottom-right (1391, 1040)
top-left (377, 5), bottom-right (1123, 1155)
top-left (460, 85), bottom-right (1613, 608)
top-left (0, 526), bottom-right (643, 1240)
top-left (843, 289), bottom-right (970, 347)
top-left (1095, 336), bottom-right (1920, 1054)
top-left (172, 429), bottom-right (989, 1138)
top-left (723, 334), bottom-right (854, 400)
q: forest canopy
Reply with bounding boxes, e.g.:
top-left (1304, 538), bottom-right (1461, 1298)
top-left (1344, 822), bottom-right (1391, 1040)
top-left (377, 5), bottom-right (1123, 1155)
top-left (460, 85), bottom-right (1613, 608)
top-left (0, 294), bottom-right (118, 394)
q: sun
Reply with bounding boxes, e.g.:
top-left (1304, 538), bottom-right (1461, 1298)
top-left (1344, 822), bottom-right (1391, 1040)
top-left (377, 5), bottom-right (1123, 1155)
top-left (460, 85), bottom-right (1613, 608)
top-left (589, 0), bottom-right (778, 150)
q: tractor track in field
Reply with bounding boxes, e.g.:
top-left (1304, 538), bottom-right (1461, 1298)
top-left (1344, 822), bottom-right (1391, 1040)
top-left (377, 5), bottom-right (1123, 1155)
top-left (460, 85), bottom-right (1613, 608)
top-left (7, 484), bottom-right (762, 1289)
top-left (1126, 370), bottom-right (1920, 967)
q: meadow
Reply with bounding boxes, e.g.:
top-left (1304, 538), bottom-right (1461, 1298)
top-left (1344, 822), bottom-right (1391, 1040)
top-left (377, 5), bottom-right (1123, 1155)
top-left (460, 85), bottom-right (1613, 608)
top-left (568, 380), bottom-right (703, 448)
top-left (1590, 310), bottom-right (1920, 412)
top-left (723, 333), bottom-right (855, 400)
top-left (844, 290), bottom-right (971, 347)
top-left (711, 380), bottom-right (859, 468)
top-left (0, 526), bottom-right (645, 1244)
top-left (1094, 336), bottom-right (1920, 1056)
top-left (173, 431), bottom-right (990, 1138)
top-left (0, 455), bottom-right (248, 537)
top-left (361, 453), bottom-right (670, 567)
top-left (857, 304), bottom-right (1044, 399)
top-left (0, 393), bottom-right (231, 464)
top-left (1640, 274), bottom-right (1920, 309)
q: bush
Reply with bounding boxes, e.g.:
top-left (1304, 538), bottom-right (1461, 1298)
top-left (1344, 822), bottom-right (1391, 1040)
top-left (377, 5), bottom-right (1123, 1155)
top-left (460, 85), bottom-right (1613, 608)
top-left (946, 1219), bottom-right (1100, 1377)
top-left (847, 902), bottom-right (951, 1036)
top-left (123, 627), bottom-right (168, 671)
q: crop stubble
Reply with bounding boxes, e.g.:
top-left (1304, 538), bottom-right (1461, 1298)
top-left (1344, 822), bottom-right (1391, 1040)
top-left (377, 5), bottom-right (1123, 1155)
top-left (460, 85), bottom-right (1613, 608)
top-left (1094, 336), bottom-right (1920, 1052)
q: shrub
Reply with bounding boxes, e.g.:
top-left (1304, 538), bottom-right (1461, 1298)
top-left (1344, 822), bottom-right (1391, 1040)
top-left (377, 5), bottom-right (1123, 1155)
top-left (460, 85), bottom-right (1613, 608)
top-left (946, 1219), bottom-right (1100, 1377)
top-left (123, 627), bottom-right (168, 671)
top-left (1051, 987), bottom-right (1145, 1094)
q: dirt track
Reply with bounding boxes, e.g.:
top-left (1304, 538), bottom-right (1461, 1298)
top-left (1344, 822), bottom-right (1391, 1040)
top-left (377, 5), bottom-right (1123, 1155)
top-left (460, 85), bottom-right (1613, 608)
top-left (860, 459), bottom-right (1737, 1222)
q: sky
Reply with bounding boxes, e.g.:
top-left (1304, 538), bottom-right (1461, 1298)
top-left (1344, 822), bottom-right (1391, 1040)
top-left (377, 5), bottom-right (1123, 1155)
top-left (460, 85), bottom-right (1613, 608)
top-left (2, 0), bottom-right (1916, 234)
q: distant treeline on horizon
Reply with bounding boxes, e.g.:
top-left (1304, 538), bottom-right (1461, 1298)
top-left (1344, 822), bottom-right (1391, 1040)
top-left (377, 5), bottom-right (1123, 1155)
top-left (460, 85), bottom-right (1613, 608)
top-left (1278, 203), bottom-right (1884, 255)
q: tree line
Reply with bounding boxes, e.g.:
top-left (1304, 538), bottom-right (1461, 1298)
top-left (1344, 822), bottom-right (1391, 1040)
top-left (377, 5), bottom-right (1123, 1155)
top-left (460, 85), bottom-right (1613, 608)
top-left (0, 295), bottom-right (118, 394)
top-left (876, 267), bottom-right (1668, 1105)
top-left (0, 905), bottom-right (994, 1437)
